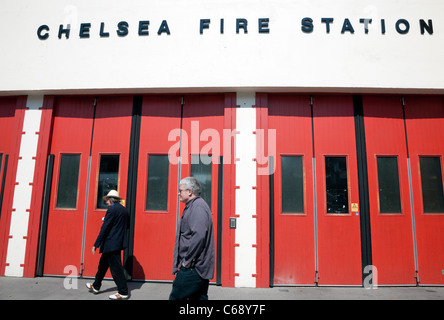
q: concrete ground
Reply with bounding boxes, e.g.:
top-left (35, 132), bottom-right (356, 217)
top-left (1, 276), bottom-right (442, 319)
top-left (1, 276), bottom-right (444, 300)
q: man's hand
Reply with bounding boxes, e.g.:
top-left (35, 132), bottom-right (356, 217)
top-left (92, 246), bottom-right (96, 255)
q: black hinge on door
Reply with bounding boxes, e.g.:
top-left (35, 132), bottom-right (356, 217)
top-left (0, 154), bottom-right (8, 221)
top-left (269, 156), bottom-right (275, 287)
top-left (216, 156), bottom-right (223, 286)
top-left (314, 271), bottom-right (319, 285)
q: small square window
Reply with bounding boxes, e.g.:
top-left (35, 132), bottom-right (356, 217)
top-left (97, 154), bottom-right (119, 209)
top-left (281, 156), bottom-right (304, 213)
top-left (325, 156), bottom-right (349, 214)
top-left (146, 155), bottom-right (169, 211)
top-left (190, 155), bottom-right (212, 208)
top-left (420, 157), bottom-right (444, 213)
top-left (56, 154), bottom-right (80, 209)
top-left (377, 156), bottom-right (402, 213)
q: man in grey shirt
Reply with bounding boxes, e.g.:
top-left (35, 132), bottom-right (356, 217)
top-left (169, 176), bottom-right (215, 300)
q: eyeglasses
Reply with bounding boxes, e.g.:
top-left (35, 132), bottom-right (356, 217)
top-left (178, 188), bottom-right (189, 194)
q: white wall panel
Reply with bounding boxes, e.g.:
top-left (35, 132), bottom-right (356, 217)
top-left (0, 0), bottom-right (443, 94)
top-left (234, 92), bottom-right (256, 287)
top-left (4, 96), bottom-right (43, 276)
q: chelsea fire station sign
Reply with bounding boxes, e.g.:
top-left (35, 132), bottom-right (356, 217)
top-left (37, 17), bottom-right (435, 40)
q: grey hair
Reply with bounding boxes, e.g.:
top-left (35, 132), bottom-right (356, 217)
top-left (107, 197), bottom-right (121, 204)
top-left (179, 177), bottom-right (202, 196)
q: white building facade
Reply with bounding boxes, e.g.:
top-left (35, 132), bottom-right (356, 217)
top-left (0, 0), bottom-right (443, 287)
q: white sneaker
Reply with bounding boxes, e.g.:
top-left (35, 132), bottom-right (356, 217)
top-left (86, 283), bottom-right (99, 294)
top-left (109, 293), bottom-right (129, 300)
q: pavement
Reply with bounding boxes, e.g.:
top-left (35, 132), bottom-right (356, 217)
top-left (1, 275), bottom-right (444, 300)
top-left (2, 276), bottom-right (442, 319)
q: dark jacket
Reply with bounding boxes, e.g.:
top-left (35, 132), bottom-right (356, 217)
top-left (94, 203), bottom-right (129, 254)
top-left (172, 197), bottom-right (215, 280)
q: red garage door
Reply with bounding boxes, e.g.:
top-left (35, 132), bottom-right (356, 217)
top-left (268, 95), bottom-right (362, 286)
top-left (0, 97), bottom-right (16, 205)
top-left (42, 94), bottom-right (234, 282)
top-left (0, 97), bottom-right (17, 271)
top-left (405, 96), bottom-right (444, 285)
top-left (43, 97), bottom-right (94, 276)
top-left (363, 95), bottom-right (416, 285)
top-left (43, 96), bottom-right (132, 276)
top-left (181, 94), bottom-right (225, 283)
top-left (314, 95), bottom-right (362, 286)
top-left (81, 96), bottom-right (133, 277)
top-left (132, 94), bottom-right (228, 282)
top-left (132, 95), bottom-right (182, 281)
top-left (268, 95), bottom-right (316, 285)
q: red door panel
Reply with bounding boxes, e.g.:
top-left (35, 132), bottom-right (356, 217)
top-left (44, 97), bottom-right (95, 276)
top-left (0, 97), bottom-right (17, 271)
top-left (181, 94), bottom-right (225, 283)
top-left (0, 97), bottom-right (15, 154)
top-left (405, 96), bottom-right (444, 285)
top-left (0, 97), bottom-right (16, 190)
top-left (132, 95), bottom-right (182, 281)
top-left (82, 96), bottom-right (133, 277)
top-left (314, 95), bottom-right (362, 285)
top-left (363, 95), bottom-right (416, 285)
top-left (268, 95), bottom-right (315, 285)
top-left (44, 96), bottom-right (133, 277)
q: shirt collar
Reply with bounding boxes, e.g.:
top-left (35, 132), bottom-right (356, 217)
top-left (185, 196), bottom-right (200, 208)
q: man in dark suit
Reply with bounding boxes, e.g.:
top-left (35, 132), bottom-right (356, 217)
top-left (86, 190), bottom-right (129, 300)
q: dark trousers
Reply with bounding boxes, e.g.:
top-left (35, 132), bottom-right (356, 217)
top-left (93, 251), bottom-right (128, 296)
top-left (169, 268), bottom-right (209, 300)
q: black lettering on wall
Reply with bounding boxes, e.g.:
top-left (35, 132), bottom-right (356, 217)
top-left (37, 25), bottom-right (50, 40)
top-left (359, 18), bottom-right (372, 34)
top-left (58, 24), bottom-right (70, 39)
top-left (420, 19), bottom-right (433, 35)
top-left (396, 19), bottom-right (410, 34)
top-left (301, 17), bottom-right (313, 33)
top-left (200, 19), bottom-right (210, 34)
top-left (100, 22), bottom-right (109, 37)
top-left (117, 21), bottom-right (129, 37)
top-left (139, 20), bottom-right (150, 36)
top-left (236, 18), bottom-right (248, 34)
top-left (79, 23), bottom-right (91, 38)
top-left (258, 18), bottom-right (270, 33)
top-left (321, 18), bottom-right (334, 33)
top-left (157, 20), bottom-right (170, 35)
top-left (341, 18), bottom-right (355, 34)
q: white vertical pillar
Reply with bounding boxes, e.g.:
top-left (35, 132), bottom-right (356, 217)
top-left (4, 96), bottom-right (43, 277)
top-left (234, 92), bottom-right (257, 287)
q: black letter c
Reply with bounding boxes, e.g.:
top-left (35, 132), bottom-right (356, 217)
top-left (37, 25), bottom-right (50, 40)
